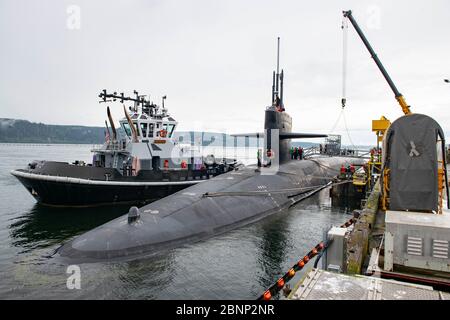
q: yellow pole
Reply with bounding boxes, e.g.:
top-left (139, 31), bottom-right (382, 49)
top-left (396, 95), bottom-right (411, 115)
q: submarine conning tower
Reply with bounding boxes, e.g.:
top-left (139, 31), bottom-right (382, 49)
top-left (264, 108), bottom-right (292, 164)
top-left (264, 36), bottom-right (293, 164)
top-left (262, 37), bottom-right (328, 164)
top-left (235, 37), bottom-right (327, 165)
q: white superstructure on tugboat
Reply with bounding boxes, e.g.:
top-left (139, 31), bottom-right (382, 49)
top-left (11, 90), bottom-right (240, 206)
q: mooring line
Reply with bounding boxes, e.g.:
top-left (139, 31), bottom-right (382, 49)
top-left (203, 180), bottom-right (351, 198)
top-left (257, 216), bottom-right (357, 300)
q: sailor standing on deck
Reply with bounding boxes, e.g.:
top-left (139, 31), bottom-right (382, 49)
top-left (257, 149), bottom-right (262, 167)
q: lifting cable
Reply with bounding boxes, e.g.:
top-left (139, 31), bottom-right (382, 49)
top-left (257, 216), bottom-right (357, 300)
top-left (341, 16), bottom-right (348, 110)
top-left (330, 17), bottom-right (357, 150)
top-left (342, 109), bottom-right (356, 148)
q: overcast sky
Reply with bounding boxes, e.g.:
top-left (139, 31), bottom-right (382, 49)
top-left (1, 0), bottom-right (449, 145)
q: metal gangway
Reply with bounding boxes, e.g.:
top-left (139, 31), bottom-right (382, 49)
top-left (303, 146), bottom-right (371, 160)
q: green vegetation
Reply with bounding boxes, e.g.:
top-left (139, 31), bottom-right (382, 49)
top-left (0, 118), bottom-right (105, 144)
top-left (0, 118), bottom-right (321, 147)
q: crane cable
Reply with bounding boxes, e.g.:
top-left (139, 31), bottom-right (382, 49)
top-left (341, 16), bottom-right (348, 109)
top-left (330, 17), bottom-right (356, 150)
top-left (342, 108), bottom-right (356, 148)
top-left (331, 17), bottom-right (348, 133)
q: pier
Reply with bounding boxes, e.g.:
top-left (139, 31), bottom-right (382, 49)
top-left (285, 166), bottom-right (450, 300)
top-left (289, 268), bottom-right (450, 300)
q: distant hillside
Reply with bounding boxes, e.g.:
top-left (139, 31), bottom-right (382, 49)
top-left (0, 118), bottom-right (105, 144)
top-left (0, 118), bottom-right (320, 147)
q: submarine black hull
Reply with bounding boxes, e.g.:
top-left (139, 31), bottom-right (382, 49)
top-left (58, 156), bottom-right (364, 262)
top-left (11, 161), bottom-right (233, 206)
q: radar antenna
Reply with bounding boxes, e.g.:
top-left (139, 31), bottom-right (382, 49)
top-left (99, 89), bottom-right (162, 117)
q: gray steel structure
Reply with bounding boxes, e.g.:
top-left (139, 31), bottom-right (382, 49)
top-left (384, 210), bottom-right (450, 273)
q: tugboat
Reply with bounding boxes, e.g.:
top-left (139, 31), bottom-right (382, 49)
top-left (11, 90), bottom-right (240, 206)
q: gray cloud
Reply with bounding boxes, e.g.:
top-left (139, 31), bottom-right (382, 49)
top-left (1, 0), bottom-right (449, 145)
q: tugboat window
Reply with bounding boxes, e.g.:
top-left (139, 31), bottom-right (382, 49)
top-left (149, 123), bottom-right (154, 137)
top-left (156, 123), bottom-right (161, 136)
top-left (140, 123), bottom-right (148, 138)
top-left (122, 123), bottom-right (132, 137)
top-left (168, 124), bottom-right (175, 137)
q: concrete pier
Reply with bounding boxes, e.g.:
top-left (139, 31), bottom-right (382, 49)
top-left (288, 173), bottom-right (450, 299)
top-left (289, 269), bottom-right (449, 300)
top-left (345, 181), bottom-right (381, 274)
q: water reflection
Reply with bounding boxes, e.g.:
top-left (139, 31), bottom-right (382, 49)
top-left (330, 195), bottom-right (363, 213)
top-left (9, 204), bottom-right (129, 252)
top-left (254, 189), bottom-right (361, 299)
top-left (257, 214), bottom-right (291, 288)
top-left (5, 185), bottom-right (365, 299)
top-left (69, 251), bottom-right (178, 299)
top-left (2, 144), bottom-right (369, 299)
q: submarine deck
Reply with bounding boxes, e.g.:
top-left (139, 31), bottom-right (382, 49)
top-left (57, 156), bottom-right (362, 263)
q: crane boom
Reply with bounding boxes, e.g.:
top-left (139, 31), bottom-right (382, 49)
top-left (343, 10), bottom-right (411, 115)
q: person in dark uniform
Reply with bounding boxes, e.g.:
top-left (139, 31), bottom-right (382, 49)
top-left (257, 149), bottom-right (262, 167)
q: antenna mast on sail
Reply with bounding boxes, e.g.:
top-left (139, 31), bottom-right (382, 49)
top-left (271, 37), bottom-right (285, 111)
top-left (276, 37), bottom-right (280, 95)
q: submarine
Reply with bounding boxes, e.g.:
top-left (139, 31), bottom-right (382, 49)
top-left (58, 40), bottom-right (365, 262)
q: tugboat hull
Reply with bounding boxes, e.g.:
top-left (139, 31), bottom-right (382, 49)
top-left (10, 160), bottom-right (222, 206)
top-left (11, 171), bottom-right (198, 206)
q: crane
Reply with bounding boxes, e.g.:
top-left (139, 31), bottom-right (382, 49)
top-left (343, 10), bottom-right (411, 115)
top-left (343, 10), bottom-right (449, 214)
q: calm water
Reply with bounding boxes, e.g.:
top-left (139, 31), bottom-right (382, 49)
top-left (0, 143), bottom-right (354, 299)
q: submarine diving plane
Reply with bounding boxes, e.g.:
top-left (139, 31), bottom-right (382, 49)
top-left (58, 40), bottom-right (364, 262)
